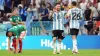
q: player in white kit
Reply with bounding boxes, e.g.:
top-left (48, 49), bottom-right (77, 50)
top-left (52, 3), bottom-right (65, 54)
top-left (66, 1), bottom-right (83, 54)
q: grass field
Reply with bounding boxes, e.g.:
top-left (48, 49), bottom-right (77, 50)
top-left (0, 50), bottom-right (100, 56)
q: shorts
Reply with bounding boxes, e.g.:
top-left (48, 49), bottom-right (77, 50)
top-left (70, 28), bottom-right (79, 35)
top-left (19, 31), bottom-right (27, 39)
top-left (52, 30), bottom-right (64, 39)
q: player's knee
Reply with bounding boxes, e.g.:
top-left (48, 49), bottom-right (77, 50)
top-left (58, 38), bottom-right (62, 42)
top-left (72, 35), bottom-right (77, 39)
top-left (53, 37), bottom-right (56, 41)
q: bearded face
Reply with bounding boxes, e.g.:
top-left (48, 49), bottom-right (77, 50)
top-left (56, 4), bottom-right (61, 11)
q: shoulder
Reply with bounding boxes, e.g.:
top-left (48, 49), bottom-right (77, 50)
top-left (53, 12), bottom-right (57, 14)
top-left (52, 12), bottom-right (56, 16)
top-left (61, 11), bottom-right (65, 14)
top-left (13, 26), bottom-right (18, 28)
top-left (76, 8), bottom-right (82, 11)
top-left (10, 16), bottom-right (15, 20)
top-left (18, 15), bottom-right (21, 17)
top-left (78, 8), bottom-right (82, 11)
top-left (17, 25), bottom-right (23, 27)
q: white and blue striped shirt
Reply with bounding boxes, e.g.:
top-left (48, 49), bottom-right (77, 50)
top-left (52, 11), bottom-right (64, 30)
top-left (67, 8), bottom-right (83, 29)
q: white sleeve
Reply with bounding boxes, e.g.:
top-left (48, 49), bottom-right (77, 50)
top-left (52, 12), bottom-right (55, 18)
top-left (81, 10), bottom-right (84, 19)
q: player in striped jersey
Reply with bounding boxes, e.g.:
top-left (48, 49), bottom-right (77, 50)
top-left (52, 3), bottom-right (65, 54)
top-left (66, 1), bottom-right (83, 54)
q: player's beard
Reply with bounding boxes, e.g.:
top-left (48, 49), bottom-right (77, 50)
top-left (57, 9), bottom-right (60, 12)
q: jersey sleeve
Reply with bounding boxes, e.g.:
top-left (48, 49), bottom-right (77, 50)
top-left (23, 26), bottom-right (26, 31)
top-left (10, 17), bottom-right (14, 22)
top-left (19, 16), bottom-right (22, 22)
top-left (21, 25), bottom-right (26, 31)
top-left (52, 12), bottom-right (54, 18)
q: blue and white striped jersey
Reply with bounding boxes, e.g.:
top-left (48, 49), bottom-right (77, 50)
top-left (52, 11), bottom-right (65, 30)
top-left (67, 8), bottom-right (83, 29)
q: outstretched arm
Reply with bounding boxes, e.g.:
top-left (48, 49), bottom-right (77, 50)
top-left (8, 37), bottom-right (11, 53)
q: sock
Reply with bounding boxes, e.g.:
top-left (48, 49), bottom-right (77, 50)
top-left (72, 39), bottom-right (76, 52)
top-left (72, 39), bottom-right (75, 52)
top-left (13, 43), bottom-right (16, 51)
top-left (72, 46), bottom-right (75, 52)
top-left (12, 38), bottom-right (16, 50)
top-left (19, 38), bottom-right (22, 52)
top-left (57, 42), bottom-right (61, 53)
top-left (75, 41), bottom-right (78, 52)
top-left (75, 46), bottom-right (78, 52)
top-left (74, 39), bottom-right (78, 52)
top-left (53, 42), bottom-right (56, 53)
top-left (72, 39), bottom-right (78, 52)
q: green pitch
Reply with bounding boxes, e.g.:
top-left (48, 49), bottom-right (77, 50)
top-left (0, 50), bottom-right (100, 56)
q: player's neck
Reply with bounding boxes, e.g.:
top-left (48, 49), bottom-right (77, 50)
top-left (72, 6), bottom-right (77, 8)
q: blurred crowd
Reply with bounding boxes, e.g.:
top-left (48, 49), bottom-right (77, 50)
top-left (0, 0), bottom-right (100, 35)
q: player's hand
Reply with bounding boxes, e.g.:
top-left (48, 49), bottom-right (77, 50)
top-left (18, 22), bottom-right (25, 25)
top-left (8, 48), bottom-right (13, 53)
top-left (22, 22), bottom-right (25, 25)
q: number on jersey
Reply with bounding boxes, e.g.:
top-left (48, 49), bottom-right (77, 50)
top-left (72, 10), bottom-right (81, 20)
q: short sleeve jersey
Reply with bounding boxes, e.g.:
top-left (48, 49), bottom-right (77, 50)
top-left (10, 15), bottom-right (22, 26)
top-left (52, 11), bottom-right (64, 30)
top-left (9, 25), bottom-right (26, 38)
top-left (67, 7), bottom-right (83, 29)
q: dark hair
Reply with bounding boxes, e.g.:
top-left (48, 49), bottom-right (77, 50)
top-left (98, 0), bottom-right (100, 2)
top-left (56, 3), bottom-right (60, 5)
top-left (6, 31), bottom-right (15, 37)
top-left (72, 1), bottom-right (77, 6)
top-left (6, 31), bottom-right (10, 37)
top-left (64, 4), bottom-right (68, 6)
